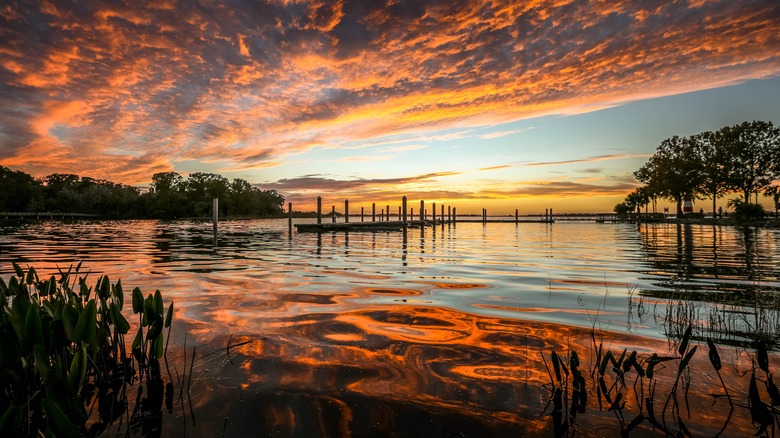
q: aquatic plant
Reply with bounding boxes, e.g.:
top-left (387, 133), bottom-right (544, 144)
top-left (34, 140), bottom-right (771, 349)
top-left (541, 322), bottom-right (780, 436)
top-left (0, 262), bottom-right (173, 436)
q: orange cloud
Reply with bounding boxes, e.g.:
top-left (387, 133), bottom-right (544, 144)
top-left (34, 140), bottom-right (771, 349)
top-left (0, 0), bottom-right (778, 189)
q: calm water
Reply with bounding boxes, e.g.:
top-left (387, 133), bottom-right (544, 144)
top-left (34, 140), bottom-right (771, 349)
top-left (2, 219), bottom-right (780, 436)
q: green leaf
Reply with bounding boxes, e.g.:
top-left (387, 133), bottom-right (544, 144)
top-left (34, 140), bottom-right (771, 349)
top-left (71, 299), bottom-right (97, 342)
top-left (0, 405), bottom-right (22, 435)
top-left (132, 287), bottom-right (143, 314)
top-left (148, 319), bottom-right (163, 341)
top-left (78, 278), bottom-right (90, 300)
top-left (110, 302), bottom-right (130, 335)
top-left (8, 276), bottom-right (19, 296)
top-left (42, 398), bottom-right (82, 438)
top-left (98, 275), bottom-right (110, 300)
top-left (67, 347), bottom-right (87, 394)
top-left (144, 297), bottom-right (158, 326)
top-left (23, 302), bottom-right (44, 353)
top-left (165, 302), bottom-right (174, 328)
top-left (25, 266), bottom-right (37, 285)
top-left (114, 279), bottom-right (124, 310)
top-left (154, 290), bottom-right (163, 316)
top-left (33, 344), bottom-right (50, 383)
top-left (12, 261), bottom-right (24, 278)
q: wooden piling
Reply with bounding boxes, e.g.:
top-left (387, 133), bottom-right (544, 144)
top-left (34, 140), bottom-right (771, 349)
top-left (332, 205), bottom-right (336, 223)
top-left (411, 208), bottom-right (414, 221)
top-left (317, 196), bottom-right (322, 224)
top-left (515, 209), bottom-right (518, 224)
top-left (288, 202), bottom-right (292, 234)
top-left (433, 202), bottom-right (437, 223)
top-left (372, 203), bottom-right (376, 222)
top-left (441, 204), bottom-right (444, 223)
top-left (448, 205), bottom-right (451, 222)
top-left (344, 199), bottom-right (349, 223)
top-left (212, 197), bottom-right (218, 238)
top-left (361, 207), bottom-right (364, 222)
top-left (420, 200), bottom-right (425, 222)
top-left (386, 205), bottom-right (390, 222)
top-left (402, 196), bottom-right (407, 226)
top-left (380, 208), bottom-right (384, 221)
top-left (453, 207), bottom-right (456, 224)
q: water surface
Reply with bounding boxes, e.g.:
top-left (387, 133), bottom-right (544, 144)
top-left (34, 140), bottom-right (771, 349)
top-left (2, 219), bottom-right (779, 436)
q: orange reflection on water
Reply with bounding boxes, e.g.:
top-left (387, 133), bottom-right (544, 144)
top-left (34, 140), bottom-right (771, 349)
top-left (170, 298), bottom-right (762, 436)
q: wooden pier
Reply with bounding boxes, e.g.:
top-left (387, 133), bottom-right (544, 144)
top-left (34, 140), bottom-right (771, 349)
top-left (291, 197), bottom-right (557, 233)
top-left (1, 212), bottom-right (100, 220)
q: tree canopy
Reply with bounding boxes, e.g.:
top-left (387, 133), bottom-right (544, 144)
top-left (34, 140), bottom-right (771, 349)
top-left (622, 120), bottom-right (780, 217)
top-left (0, 167), bottom-right (285, 219)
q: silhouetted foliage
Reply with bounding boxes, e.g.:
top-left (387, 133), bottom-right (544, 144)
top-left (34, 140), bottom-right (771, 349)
top-left (623, 121), bottom-right (780, 217)
top-left (0, 168), bottom-right (285, 219)
top-left (0, 166), bottom-right (44, 212)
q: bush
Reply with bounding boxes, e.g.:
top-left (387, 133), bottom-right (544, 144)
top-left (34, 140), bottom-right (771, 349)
top-left (731, 200), bottom-right (765, 222)
top-left (0, 262), bottom-right (173, 436)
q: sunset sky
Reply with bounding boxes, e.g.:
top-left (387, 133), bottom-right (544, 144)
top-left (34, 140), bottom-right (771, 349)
top-left (1, 0), bottom-right (779, 213)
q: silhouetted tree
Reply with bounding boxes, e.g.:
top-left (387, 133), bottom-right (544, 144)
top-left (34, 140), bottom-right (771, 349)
top-left (716, 121), bottom-right (780, 203)
top-left (696, 131), bottom-right (730, 216)
top-left (0, 166), bottom-right (43, 211)
top-left (635, 136), bottom-right (704, 217)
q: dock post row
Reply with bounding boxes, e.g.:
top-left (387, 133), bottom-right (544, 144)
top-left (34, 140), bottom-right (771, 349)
top-left (289, 196), bottom-right (556, 233)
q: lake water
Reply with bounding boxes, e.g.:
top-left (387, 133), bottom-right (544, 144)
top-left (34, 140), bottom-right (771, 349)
top-left (2, 219), bottom-right (780, 436)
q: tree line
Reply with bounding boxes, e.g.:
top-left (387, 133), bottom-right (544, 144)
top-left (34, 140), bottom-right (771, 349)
top-left (616, 120), bottom-right (780, 218)
top-left (0, 167), bottom-right (285, 219)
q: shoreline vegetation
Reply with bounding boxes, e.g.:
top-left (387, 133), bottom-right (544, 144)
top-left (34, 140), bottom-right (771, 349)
top-left (0, 167), bottom-right (286, 220)
top-left (615, 120), bottom-right (780, 221)
top-left (0, 263), bottom-right (175, 436)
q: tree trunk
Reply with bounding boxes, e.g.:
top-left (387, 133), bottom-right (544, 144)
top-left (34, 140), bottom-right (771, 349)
top-left (676, 199), bottom-right (683, 218)
top-left (712, 195), bottom-right (716, 219)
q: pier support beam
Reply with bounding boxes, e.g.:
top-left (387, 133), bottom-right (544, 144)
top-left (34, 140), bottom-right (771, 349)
top-left (317, 197), bottom-right (322, 224)
top-left (361, 207), bottom-right (364, 222)
top-left (453, 207), bottom-right (457, 224)
top-left (402, 196), bottom-right (407, 227)
top-left (288, 202), bottom-right (292, 235)
top-left (332, 205), bottom-right (336, 223)
top-left (433, 202), bottom-right (437, 224)
top-left (515, 209), bottom-right (519, 224)
top-left (372, 203), bottom-right (376, 222)
top-left (345, 199), bottom-right (349, 223)
top-left (420, 200), bottom-right (425, 222)
top-left (213, 197), bottom-right (218, 240)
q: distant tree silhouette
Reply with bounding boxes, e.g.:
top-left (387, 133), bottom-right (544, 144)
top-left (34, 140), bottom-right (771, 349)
top-left (635, 136), bottom-right (703, 217)
top-left (715, 121), bottom-right (780, 203)
top-left (627, 121), bottom-right (779, 218)
top-left (0, 167), bottom-right (285, 219)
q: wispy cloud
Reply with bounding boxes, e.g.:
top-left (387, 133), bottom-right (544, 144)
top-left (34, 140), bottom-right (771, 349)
top-left (525, 154), bottom-right (652, 167)
top-left (480, 127), bottom-right (533, 139)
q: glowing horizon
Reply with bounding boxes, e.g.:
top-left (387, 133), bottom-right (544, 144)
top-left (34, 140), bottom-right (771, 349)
top-left (2, 1), bottom-right (780, 213)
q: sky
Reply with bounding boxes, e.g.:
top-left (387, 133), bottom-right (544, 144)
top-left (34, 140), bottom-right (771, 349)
top-left (1, 0), bottom-right (779, 214)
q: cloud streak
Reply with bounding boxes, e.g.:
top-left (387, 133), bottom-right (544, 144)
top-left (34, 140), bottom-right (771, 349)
top-left (0, 0), bottom-right (778, 188)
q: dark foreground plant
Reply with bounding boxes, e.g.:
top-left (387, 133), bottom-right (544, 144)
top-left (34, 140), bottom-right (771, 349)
top-left (0, 262), bottom-right (173, 436)
top-left (542, 324), bottom-right (780, 437)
